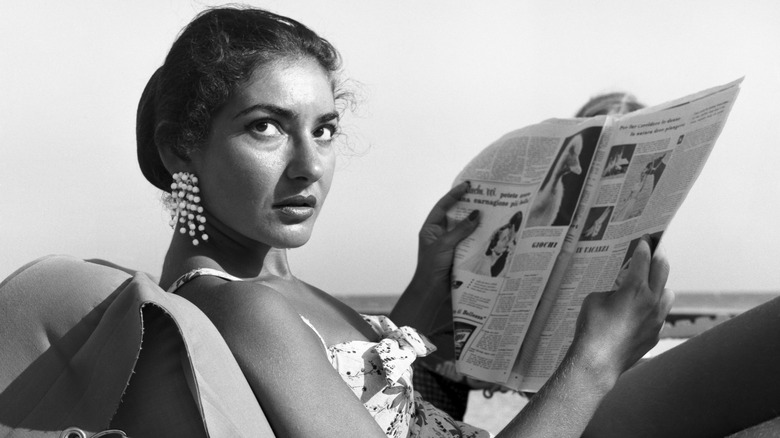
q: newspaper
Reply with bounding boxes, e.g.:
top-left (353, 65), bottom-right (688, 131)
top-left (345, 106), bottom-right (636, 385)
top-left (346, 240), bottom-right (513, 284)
top-left (441, 78), bottom-right (742, 392)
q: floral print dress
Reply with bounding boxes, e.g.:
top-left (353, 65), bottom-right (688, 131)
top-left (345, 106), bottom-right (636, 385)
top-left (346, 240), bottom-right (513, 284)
top-left (307, 315), bottom-right (491, 438)
top-left (169, 269), bottom-right (492, 438)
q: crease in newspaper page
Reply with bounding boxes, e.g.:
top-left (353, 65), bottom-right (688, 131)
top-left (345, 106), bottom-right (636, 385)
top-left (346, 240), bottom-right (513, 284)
top-left (507, 118), bottom-right (615, 391)
top-left (447, 119), bottom-right (605, 384)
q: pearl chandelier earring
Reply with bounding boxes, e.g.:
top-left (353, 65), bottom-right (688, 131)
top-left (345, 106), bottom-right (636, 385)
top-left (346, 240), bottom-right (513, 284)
top-left (169, 172), bottom-right (208, 246)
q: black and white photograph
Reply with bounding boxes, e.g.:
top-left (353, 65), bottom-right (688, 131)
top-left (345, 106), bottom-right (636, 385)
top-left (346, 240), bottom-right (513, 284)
top-left (2, 1), bottom-right (780, 436)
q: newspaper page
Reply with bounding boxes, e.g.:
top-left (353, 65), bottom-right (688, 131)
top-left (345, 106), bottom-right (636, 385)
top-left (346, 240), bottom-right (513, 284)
top-left (446, 117), bottom-right (607, 384)
top-left (509, 78), bottom-right (743, 392)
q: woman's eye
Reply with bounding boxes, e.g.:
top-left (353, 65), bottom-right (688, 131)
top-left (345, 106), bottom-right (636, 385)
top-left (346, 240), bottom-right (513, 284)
top-left (313, 124), bottom-right (337, 141)
top-left (249, 121), bottom-right (282, 137)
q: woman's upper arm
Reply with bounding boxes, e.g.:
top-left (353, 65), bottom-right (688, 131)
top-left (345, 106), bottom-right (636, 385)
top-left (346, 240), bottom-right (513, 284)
top-left (200, 283), bottom-right (386, 438)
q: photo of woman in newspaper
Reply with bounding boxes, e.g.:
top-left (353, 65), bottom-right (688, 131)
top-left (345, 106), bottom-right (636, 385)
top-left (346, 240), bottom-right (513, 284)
top-left (527, 126), bottom-right (601, 227)
top-left (461, 210), bottom-right (524, 277)
top-left (644, 153), bottom-right (667, 191)
top-left (580, 206), bottom-right (614, 241)
top-left (602, 144), bottom-right (636, 178)
top-left (614, 152), bottom-right (669, 221)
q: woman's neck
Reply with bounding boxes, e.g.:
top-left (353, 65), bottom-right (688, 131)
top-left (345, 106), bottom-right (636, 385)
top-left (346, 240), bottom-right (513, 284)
top-left (158, 230), bottom-right (293, 289)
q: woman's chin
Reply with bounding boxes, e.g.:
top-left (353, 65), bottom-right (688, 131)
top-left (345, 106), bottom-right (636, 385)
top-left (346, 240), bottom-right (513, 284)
top-left (279, 237), bottom-right (311, 249)
top-left (264, 228), bottom-right (314, 249)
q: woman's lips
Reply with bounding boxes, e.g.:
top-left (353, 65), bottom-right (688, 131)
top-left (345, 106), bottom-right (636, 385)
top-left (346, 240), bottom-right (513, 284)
top-left (276, 205), bottom-right (314, 220)
top-left (273, 195), bottom-right (317, 221)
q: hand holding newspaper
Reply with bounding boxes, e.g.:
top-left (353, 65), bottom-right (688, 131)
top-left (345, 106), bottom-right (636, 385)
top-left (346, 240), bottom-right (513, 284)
top-left (441, 78), bottom-right (742, 392)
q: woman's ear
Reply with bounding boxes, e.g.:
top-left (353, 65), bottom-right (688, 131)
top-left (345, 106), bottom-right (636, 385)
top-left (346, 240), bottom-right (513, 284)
top-left (155, 121), bottom-right (192, 173)
top-left (158, 145), bottom-right (188, 174)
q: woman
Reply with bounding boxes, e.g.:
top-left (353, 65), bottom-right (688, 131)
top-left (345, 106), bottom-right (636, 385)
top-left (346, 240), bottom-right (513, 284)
top-left (136, 7), bottom-right (776, 438)
top-left (461, 224), bottom-right (513, 278)
top-left (137, 7), bottom-right (668, 437)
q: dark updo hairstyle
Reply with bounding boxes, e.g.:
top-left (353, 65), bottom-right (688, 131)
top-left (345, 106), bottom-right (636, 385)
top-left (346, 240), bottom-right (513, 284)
top-left (137, 6), bottom-right (344, 191)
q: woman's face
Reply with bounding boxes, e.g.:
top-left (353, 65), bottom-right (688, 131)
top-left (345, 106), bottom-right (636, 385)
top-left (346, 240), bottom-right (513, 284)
top-left (494, 227), bottom-right (512, 254)
top-left (189, 58), bottom-right (338, 249)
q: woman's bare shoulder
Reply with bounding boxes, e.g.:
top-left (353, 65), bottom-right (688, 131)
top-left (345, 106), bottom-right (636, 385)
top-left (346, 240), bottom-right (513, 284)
top-left (176, 276), bottom-right (303, 338)
top-left (175, 277), bottom-right (386, 437)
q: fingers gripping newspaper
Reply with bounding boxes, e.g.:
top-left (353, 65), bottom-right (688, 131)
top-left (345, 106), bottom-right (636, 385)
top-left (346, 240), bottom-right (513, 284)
top-left (445, 79), bottom-right (742, 392)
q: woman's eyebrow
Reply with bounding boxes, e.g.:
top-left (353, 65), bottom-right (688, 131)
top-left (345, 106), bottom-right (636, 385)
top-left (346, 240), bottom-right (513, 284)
top-left (233, 104), bottom-right (339, 124)
top-left (233, 103), bottom-right (295, 120)
top-left (318, 111), bottom-right (340, 124)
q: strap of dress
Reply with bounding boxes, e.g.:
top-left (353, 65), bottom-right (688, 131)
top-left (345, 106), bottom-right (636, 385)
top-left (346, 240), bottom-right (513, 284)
top-left (167, 267), bottom-right (330, 351)
top-left (167, 268), bottom-right (243, 294)
top-left (300, 316), bottom-right (329, 351)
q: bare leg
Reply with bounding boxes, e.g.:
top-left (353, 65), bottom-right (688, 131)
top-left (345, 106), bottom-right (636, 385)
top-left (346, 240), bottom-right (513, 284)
top-left (584, 295), bottom-right (780, 438)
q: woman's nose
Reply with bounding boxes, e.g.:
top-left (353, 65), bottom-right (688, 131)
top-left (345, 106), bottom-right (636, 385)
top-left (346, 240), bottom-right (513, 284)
top-left (286, 136), bottom-right (324, 182)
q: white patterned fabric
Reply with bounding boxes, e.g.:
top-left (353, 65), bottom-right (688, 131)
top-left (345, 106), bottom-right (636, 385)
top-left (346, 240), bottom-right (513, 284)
top-left (322, 315), bottom-right (492, 438)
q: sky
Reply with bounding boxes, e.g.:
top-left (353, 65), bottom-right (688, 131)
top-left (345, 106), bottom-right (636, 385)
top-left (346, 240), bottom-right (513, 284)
top-left (1, 0), bottom-right (779, 296)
